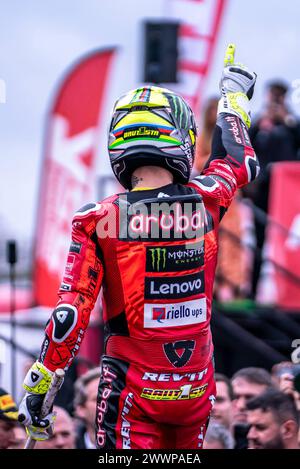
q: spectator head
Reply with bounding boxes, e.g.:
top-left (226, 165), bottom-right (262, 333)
top-left (231, 367), bottom-right (273, 424)
top-left (36, 406), bottom-right (75, 449)
top-left (246, 389), bottom-right (299, 449)
top-left (267, 80), bottom-right (289, 105)
top-left (203, 96), bottom-right (219, 128)
top-left (0, 387), bottom-right (18, 449)
top-left (203, 421), bottom-right (235, 449)
top-left (74, 368), bottom-right (100, 431)
top-left (271, 361), bottom-right (300, 413)
top-left (8, 424), bottom-right (27, 449)
top-left (193, 96), bottom-right (218, 173)
top-left (211, 373), bottom-right (233, 429)
top-left (271, 361), bottom-right (294, 385)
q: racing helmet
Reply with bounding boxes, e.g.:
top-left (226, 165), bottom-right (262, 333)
top-left (108, 86), bottom-right (197, 189)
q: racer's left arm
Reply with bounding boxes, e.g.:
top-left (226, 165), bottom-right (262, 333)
top-left (189, 44), bottom-right (260, 216)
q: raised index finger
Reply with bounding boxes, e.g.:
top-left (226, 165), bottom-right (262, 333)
top-left (224, 43), bottom-right (236, 66)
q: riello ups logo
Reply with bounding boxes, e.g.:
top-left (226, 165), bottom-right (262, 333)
top-left (146, 243), bottom-right (204, 272)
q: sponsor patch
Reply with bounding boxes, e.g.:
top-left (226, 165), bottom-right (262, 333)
top-left (60, 282), bottom-right (72, 291)
top-left (69, 241), bottom-right (82, 254)
top-left (145, 271), bottom-right (204, 300)
top-left (141, 383), bottom-right (208, 401)
top-left (39, 335), bottom-right (50, 363)
top-left (163, 340), bottom-right (195, 368)
top-left (96, 366), bottom-right (117, 448)
top-left (146, 243), bottom-right (204, 272)
top-left (121, 393), bottom-right (134, 449)
top-left (142, 368), bottom-right (208, 382)
top-left (119, 194), bottom-right (206, 242)
top-left (152, 307), bottom-right (165, 322)
top-left (144, 298), bottom-right (207, 328)
top-left (123, 126), bottom-right (161, 139)
top-left (65, 254), bottom-right (75, 273)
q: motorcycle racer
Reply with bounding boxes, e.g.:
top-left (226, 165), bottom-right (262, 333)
top-left (19, 44), bottom-right (259, 449)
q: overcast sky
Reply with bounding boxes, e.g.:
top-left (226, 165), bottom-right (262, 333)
top-left (1, 0), bottom-right (300, 241)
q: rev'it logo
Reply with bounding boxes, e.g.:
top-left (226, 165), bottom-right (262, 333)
top-left (163, 340), bottom-right (196, 368)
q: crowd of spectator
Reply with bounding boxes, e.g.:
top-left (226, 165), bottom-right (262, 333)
top-left (1, 361), bottom-right (299, 450)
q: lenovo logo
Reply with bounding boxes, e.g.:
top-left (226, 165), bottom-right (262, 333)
top-left (145, 271), bottom-right (204, 300)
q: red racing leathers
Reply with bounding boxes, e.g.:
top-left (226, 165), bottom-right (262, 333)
top-left (38, 113), bottom-right (259, 449)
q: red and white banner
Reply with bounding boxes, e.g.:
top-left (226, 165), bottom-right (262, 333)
top-left (167, 0), bottom-right (227, 116)
top-left (33, 49), bottom-right (116, 307)
top-left (258, 162), bottom-right (300, 309)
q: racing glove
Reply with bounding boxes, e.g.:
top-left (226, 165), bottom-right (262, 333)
top-left (18, 361), bottom-right (57, 441)
top-left (218, 43), bottom-right (257, 128)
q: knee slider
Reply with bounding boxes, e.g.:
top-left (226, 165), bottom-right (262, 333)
top-left (51, 304), bottom-right (78, 343)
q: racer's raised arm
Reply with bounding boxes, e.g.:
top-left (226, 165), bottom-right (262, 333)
top-left (189, 44), bottom-right (260, 214)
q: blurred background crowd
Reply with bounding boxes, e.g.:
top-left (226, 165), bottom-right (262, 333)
top-left (1, 0), bottom-right (300, 450)
top-left (1, 362), bottom-right (300, 449)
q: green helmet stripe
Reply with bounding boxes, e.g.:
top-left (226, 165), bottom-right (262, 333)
top-left (171, 95), bottom-right (178, 120)
top-left (178, 96), bottom-right (184, 128)
top-left (109, 135), bottom-right (181, 149)
top-left (182, 101), bottom-right (188, 130)
top-left (130, 88), bottom-right (142, 103)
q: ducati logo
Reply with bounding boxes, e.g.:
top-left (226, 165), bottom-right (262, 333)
top-left (163, 340), bottom-right (195, 368)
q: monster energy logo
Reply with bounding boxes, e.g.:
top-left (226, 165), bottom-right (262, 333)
top-left (146, 244), bottom-right (204, 273)
top-left (150, 248), bottom-right (166, 271)
top-left (170, 94), bottom-right (188, 130)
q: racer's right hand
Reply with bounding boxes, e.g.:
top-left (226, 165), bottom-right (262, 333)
top-left (221, 43), bottom-right (257, 99)
top-left (18, 392), bottom-right (56, 441)
top-left (218, 44), bottom-right (257, 128)
top-left (18, 361), bottom-right (56, 441)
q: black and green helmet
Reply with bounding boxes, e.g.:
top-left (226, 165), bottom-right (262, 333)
top-left (108, 86), bottom-right (197, 189)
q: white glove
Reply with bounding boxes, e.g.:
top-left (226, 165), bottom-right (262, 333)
top-left (18, 361), bottom-right (57, 441)
top-left (218, 44), bottom-right (257, 128)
